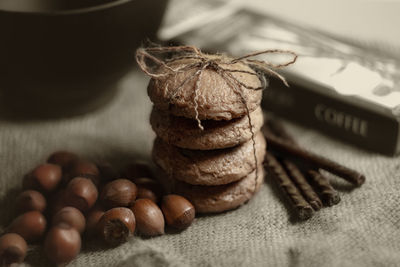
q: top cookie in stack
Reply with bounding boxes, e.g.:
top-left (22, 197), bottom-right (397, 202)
top-left (148, 57), bottom-right (262, 122)
top-left (141, 50), bottom-right (267, 213)
top-left (149, 57), bottom-right (264, 150)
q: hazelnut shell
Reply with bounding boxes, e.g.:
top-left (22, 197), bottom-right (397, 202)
top-left (100, 179), bottom-right (137, 208)
top-left (130, 199), bottom-right (164, 236)
top-left (68, 160), bottom-right (100, 185)
top-left (24, 163), bottom-right (62, 193)
top-left (8, 211), bottom-right (47, 242)
top-left (52, 207), bottom-right (86, 234)
top-left (0, 233), bottom-right (27, 265)
top-left (44, 224), bottom-right (81, 264)
top-left (65, 177), bottom-right (98, 212)
top-left (15, 190), bottom-right (47, 214)
top-left (161, 194), bottom-right (195, 230)
top-left (98, 207), bottom-right (135, 245)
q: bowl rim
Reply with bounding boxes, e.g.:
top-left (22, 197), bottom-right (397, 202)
top-left (0, 0), bottom-right (135, 15)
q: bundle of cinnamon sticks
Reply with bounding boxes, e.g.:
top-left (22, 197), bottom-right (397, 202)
top-left (262, 117), bottom-right (365, 220)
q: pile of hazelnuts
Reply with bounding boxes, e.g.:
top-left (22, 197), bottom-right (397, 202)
top-left (0, 151), bottom-right (195, 266)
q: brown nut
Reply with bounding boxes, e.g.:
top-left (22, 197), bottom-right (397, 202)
top-left (85, 206), bottom-right (105, 237)
top-left (47, 151), bottom-right (79, 171)
top-left (133, 177), bottom-right (163, 203)
top-left (100, 179), bottom-right (137, 208)
top-left (15, 190), bottom-right (46, 214)
top-left (23, 163), bottom-right (62, 193)
top-left (0, 233), bottom-right (28, 266)
top-left (161, 194), bottom-right (195, 230)
top-left (8, 211), bottom-right (47, 242)
top-left (130, 199), bottom-right (164, 236)
top-left (52, 207), bottom-right (86, 234)
top-left (44, 224), bottom-right (81, 264)
top-left (68, 160), bottom-right (100, 185)
top-left (98, 207), bottom-right (135, 245)
top-left (122, 161), bottom-right (153, 180)
top-left (136, 187), bottom-right (158, 204)
top-left (65, 177), bottom-right (98, 212)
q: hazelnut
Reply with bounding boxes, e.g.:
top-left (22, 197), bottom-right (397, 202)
top-left (100, 179), bottom-right (137, 208)
top-left (0, 233), bottom-right (27, 266)
top-left (130, 199), bottom-right (164, 236)
top-left (136, 187), bottom-right (158, 204)
top-left (65, 177), bottom-right (98, 212)
top-left (44, 224), bottom-right (81, 264)
top-left (98, 207), bottom-right (135, 245)
top-left (122, 161), bottom-right (153, 180)
top-left (68, 160), bottom-right (100, 185)
top-left (52, 207), bottom-right (86, 234)
top-left (161, 195), bottom-right (195, 230)
top-left (47, 151), bottom-right (79, 171)
top-left (8, 211), bottom-right (47, 242)
top-left (85, 206), bottom-right (105, 237)
top-left (133, 177), bottom-right (163, 203)
top-left (23, 163), bottom-right (62, 193)
top-left (15, 190), bottom-right (46, 214)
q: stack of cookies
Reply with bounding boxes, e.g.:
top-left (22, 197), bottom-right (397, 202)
top-left (147, 58), bottom-right (266, 213)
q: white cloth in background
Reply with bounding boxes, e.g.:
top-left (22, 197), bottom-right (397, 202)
top-left (246, 0), bottom-right (400, 55)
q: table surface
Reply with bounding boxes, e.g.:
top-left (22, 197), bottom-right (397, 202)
top-left (0, 69), bottom-right (399, 267)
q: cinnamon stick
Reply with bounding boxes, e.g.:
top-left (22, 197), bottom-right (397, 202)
top-left (265, 119), bottom-right (322, 210)
top-left (307, 170), bottom-right (340, 206)
top-left (281, 159), bottom-right (322, 211)
top-left (262, 127), bottom-right (366, 186)
top-left (264, 152), bottom-right (314, 220)
top-left (264, 118), bottom-right (342, 206)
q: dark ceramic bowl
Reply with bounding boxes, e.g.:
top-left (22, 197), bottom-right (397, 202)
top-left (0, 0), bottom-right (168, 119)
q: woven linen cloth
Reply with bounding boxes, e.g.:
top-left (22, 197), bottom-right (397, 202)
top-left (0, 69), bottom-right (399, 267)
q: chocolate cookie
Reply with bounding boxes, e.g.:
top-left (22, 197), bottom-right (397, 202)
top-left (158, 165), bottom-right (264, 213)
top-left (147, 57), bottom-right (263, 121)
top-left (152, 131), bottom-right (266, 186)
top-left (150, 106), bottom-right (264, 150)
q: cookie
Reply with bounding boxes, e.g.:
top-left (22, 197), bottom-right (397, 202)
top-left (147, 57), bottom-right (263, 121)
top-left (158, 165), bottom-right (265, 213)
top-left (150, 106), bottom-right (264, 150)
top-left (152, 131), bottom-right (266, 186)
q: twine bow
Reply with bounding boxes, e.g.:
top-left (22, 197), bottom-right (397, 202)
top-left (136, 44), bottom-right (297, 193)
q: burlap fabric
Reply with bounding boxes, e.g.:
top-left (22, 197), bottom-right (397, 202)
top-left (1, 69), bottom-right (399, 267)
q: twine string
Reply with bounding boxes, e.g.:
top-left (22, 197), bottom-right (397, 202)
top-left (192, 64), bottom-right (209, 130)
top-left (136, 45), bottom-right (296, 193)
top-left (217, 68), bottom-right (259, 190)
top-left (231, 49), bottom-right (298, 67)
top-left (169, 65), bottom-right (202, 100)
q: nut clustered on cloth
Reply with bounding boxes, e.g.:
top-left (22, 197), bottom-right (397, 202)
top-left (0, 152), bottom-right (195, 266)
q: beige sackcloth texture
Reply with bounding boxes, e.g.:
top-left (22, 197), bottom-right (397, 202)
top-left (1, 69), bottom-right (400, 267)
